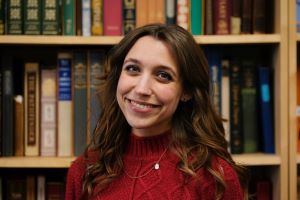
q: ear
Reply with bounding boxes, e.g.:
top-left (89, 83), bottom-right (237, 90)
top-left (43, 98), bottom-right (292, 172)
top-left (181, 94), bottom-right (192, 102)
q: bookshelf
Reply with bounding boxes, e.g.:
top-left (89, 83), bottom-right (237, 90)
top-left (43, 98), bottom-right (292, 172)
top-left (288, 0), bottom-right (299, 199)
top-left (0, 0), bottom-right (289, 199)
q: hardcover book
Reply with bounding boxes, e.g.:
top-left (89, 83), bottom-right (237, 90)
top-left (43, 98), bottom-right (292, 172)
top-left (63, 0), bottom-right (75, 35)
top-left (205, 0), bottom-right (213, 35)
top-left (91, 0), bottom-right (103, 35)
top-left (7, 0), bottom-right (23, 34)
top-left (165, 0), bottom-right (176, 25)
top-left (42, 0), bottom-right (62, 35)
top-left (177, 0), bottom-right (190, 30)
top-left (253, 0), bottom-right (266, 33)
top-left (136, 0), bottom-right (148, 27)
top-left (190, 0), bottom-right (203, 35)
top-left (14, 95), bottom-right (24, 156)
top-left (40, 69), bottom-right (57, 156)
top-left (241, 0), bottom-right (252, 34)
top-left (231, 0), bottom-right (241, 34)
top-left (103, 0), bottom-right (122, 35)
top-left (214, 0), bottom-right (231, 34)
top-left (57, 52), bottom-right (73, 156)
top-left (123, 0), bottom-right (136, 34)
top-left (24, 62), bottom-right (40, 156)
top-left (24, 0), bottom-right (42, 35)
top-left (0, 0), bottom-right (5, 34)
top-left (82, 0), bottom-right (91, 36)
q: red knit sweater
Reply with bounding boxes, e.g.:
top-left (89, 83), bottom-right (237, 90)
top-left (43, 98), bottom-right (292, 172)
top-left (65, 133), bottom-right (243, 200)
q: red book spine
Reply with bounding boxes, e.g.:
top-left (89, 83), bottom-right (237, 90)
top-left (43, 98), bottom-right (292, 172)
top-left (103, 0), bottom-right (122, 35)
top-left (214, 0), bottom-right (231, 34)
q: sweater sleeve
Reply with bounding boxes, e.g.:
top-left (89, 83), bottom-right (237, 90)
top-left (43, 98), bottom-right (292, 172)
top-left (65, 156), bottom-right (87, 200)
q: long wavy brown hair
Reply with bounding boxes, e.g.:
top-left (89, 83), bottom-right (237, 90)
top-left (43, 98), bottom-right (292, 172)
top-left (82, 24), bottom-right (248, 199)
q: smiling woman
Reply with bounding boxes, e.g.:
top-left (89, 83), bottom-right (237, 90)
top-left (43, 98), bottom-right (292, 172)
top-left (65, 24), bottom-right (248, 200)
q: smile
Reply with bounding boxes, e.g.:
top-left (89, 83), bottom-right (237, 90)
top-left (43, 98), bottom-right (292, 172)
top-left (126, 98), bottom-right (159, 109)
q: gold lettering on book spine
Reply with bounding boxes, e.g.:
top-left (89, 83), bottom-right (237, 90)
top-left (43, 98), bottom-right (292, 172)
top-left (27, 72), bottom-right (36, 145)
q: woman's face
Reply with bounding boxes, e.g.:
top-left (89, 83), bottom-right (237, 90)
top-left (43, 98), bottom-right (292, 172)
top-left (116, 36), bottom-right (184, 137)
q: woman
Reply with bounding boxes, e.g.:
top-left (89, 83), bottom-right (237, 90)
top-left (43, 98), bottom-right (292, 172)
top-left (65, 24), bottom-right (248, 200)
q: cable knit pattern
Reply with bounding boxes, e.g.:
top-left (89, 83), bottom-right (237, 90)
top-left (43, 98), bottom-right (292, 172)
top-left (65, 133), bottom-right (243, 200)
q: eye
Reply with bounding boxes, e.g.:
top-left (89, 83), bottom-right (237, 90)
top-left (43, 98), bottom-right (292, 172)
top-left (157, 71), bottom-right (173, 82)
top-left (124, 64), bottom-right (140, 73)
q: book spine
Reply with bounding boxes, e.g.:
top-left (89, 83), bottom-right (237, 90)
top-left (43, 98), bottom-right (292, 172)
top-left (190, 0), bottom-right (203, 35)
top-left (91, 0), bottom-right (103, 35)
top-left (213, 0), bottom-right (231, 34)
top-left (258, 67), bottom-right (274, 153)
top-left (103, 0), bottom-right (122, 35)
top-left (73, 51), bottom-right (87, 156)
top-left (297, 0), bottom-right (300, 33)
top-left (165, 0), bottom-right (176, 25)
top-left (87, 50), bottom-right (105, 143)
top-left (221, 59), bottom-right (230, 149)
top-left (82, 0), bottom-right (91, 36)
top-left (123, 0), bottom-right (136, 34)
top-left (40, 69), bottom-right (57, 156)
top-left (2, 56), bottom-right (14, 156)
top-left (76, 0), bottom-right (82, 35)
top-left (0, 0), bottom-right (5, 34)
top-left (155, 0), bottom-right (165, 24)
top-left (241, 0), bottom-right (252, 34)
top-left (37, 175), bottom-right (46, 200)
top-left (205, 0), bottom-right (213, 34)
top-left (57, 52), bottom-right (73, 156)
top-left (24, 0), bottom-right (42, 35)
top-left (24, 62), bottom-right (40, 156)
top-left (0, 68), bottom-right (2, 156)
top-left (26, 175), bottom-right (36, 200)
top-left (147, 0), bottom-right (156, 23)
top-left (230, 59), bottom-right (243, 154)
top-left (252, 0), bottom-right (266, 34)
top-left (136, 0), bottom-right (148, 27)
top-left (7, 0), bottom-right (23, 34)
top-left (241, 60), bottom-right (258, 153)
top-left (177, 0), bottom-right (190, 30)
top-left (63, 0), bottom-right (75, 35)
top-left (14, 95), bottom-right (24, 156)
top-left (42, 0), bottom-right (62, 35)
top-left (231, 0), bottom-right (241, 34)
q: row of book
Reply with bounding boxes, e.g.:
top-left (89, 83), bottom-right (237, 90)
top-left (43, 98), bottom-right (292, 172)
top-left (204, 47), bottom-right (274, 154)
top-left (0, 173), bottom-right (65, 199)
top-left (0, 0), bottom-right (272, 36)
top-left (1, 50), bottom-right (106, 157)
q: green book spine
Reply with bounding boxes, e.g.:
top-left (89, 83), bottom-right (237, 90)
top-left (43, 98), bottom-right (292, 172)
top-left (190, 0), bottom-right (203, 35)
top-left (42, 0), bottom-right (62, 35)
top-left (63, 0), bottom-right (75, 35)
top-left (7, 0), bottom-right (23, 34)
top-left (241, 60), bottom-right (258, 153)
top-left (24, 0), bottom-right (42, 35)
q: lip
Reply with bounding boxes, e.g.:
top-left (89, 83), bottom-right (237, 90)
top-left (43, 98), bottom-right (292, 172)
top-left (125, 98), bottom-right (160, 113)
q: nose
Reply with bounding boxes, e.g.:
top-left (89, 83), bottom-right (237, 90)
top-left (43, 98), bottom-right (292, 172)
top-left (134, 74), bottom-right (152, 96)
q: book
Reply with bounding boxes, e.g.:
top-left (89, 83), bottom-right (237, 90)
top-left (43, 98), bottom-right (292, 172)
top-left (82, 0), bottom-right (91, 36)
top-left (123, 0), bottom-right (136, 34)
top-left (190, 0), bottom-right (203, 35)
top-left (5, 177), bottom-right (26, 200)
top-left (214, 0), bottom-right (231, 34)
top-left (2, 55), bottom-right (14, 156)
top-left (177, 0), bottom-right (190, 30)
top-left (256, 180), bottom-right (272, 200)
top-left (76, 0), bottom-right (82, 35)
top-left (87, 50), bottom-right (105, 142)
top-left (297, 0), bottom-right (300, 33)
top-left (63, 0), bottom-right (75, 35)
top-left (136, 0), bottom-right (148, 27)
top-left (253, 0), bottom-right (266, 34)
top-left (24, 62), bottom-right (40, 156)
top-left (221, 59), bottom-right (230, 149)
top-left (6, 0), bottom-right (23, 34)
top-left (24, 0), bottom-right (42, 35)
top-left (103, 0), bottom-right (122, 35)
top-left (241, 60), bottom-right (258, 153)
top-left (26, 175), bottom-right (36, 200)
top-left (258, 66), bottom-right (274, 153)
top-left (14, 95), bottom-right (24, 156)
top-left (0, 0), bottom-right (5, 34)
top-left (46, 182), bottom-right (65, 199)
top-left (165, 0), bottom-right (176, 25)
top-left (42, 0), bottom-right (62, 35)
top-left (91, 0), bottom-right (103, 35)
top-left (37, 175), bottom-right (46, 200)
top-left (230, 59), bottom-right (243, 154)
top-left (241, 0), bottom-right (252, 34)
top-left (40, 69), bottom-right (57, 156)
top-left (204, 0), bottom-right (213, 35)
top-left (0, 66), bottom-right (2, 156)
top-left (57, 52), bottom-right (73, 156)
top-left (231, 0), bottom-right (241, 34)
top-left (297, 68), bottom-right (300, 153)
top-left (155, 0), bottom-right (165, 24)
top-left (73, 51), bottom-right (88, 156)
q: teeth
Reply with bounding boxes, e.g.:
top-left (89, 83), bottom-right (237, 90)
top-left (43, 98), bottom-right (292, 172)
top-left (130, 100), bottom-right (153, 109)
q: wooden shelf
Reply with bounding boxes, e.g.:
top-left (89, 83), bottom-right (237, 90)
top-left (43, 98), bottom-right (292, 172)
top-left (232, 153), bottom-right (281, 166)
top-left (0, 157), bottom-right (76, 168)
top-left (0, 34), bottom-right (281, 45)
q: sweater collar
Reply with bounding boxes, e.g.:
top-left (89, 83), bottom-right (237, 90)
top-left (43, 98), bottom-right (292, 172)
top-left (125, 130), bottom-right (171, 157)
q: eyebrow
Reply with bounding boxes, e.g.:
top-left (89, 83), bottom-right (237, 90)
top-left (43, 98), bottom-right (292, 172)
top-left (123, 58), bottom-right (178, 78)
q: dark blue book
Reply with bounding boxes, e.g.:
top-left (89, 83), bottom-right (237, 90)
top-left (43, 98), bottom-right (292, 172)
top-left (258, 66), bottom-right (274, 153)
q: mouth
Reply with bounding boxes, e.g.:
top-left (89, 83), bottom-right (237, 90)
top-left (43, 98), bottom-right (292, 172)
top-left (126, 98), bottom-right (159, 109)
